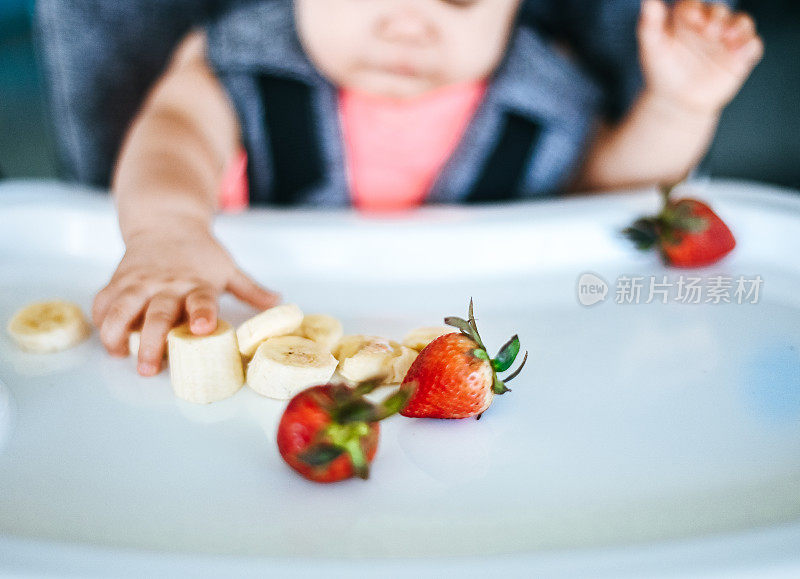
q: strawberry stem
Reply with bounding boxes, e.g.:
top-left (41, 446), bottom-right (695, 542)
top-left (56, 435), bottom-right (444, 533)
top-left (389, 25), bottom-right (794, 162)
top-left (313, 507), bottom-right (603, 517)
top-left (351, 377), bottom-right (386, 397)
top-left (447, 300), bottom-right (528, 399)
top-left (376, 386), bottom-right (413, 419)
top-left (341, 438), bottom-right (369, 480)
top-left (492, 376), bottom-right (510, 394)
top-left (659, 182), bottom-right (675, 205)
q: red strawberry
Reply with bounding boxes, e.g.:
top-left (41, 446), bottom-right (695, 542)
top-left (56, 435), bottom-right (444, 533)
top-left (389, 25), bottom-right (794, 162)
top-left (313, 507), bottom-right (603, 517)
top-left (277, 380), bottom-right (409, 483)
top-left (623, 184), bottom-right (735, 268)
top-left (400, 299), bottom-right (527, 419)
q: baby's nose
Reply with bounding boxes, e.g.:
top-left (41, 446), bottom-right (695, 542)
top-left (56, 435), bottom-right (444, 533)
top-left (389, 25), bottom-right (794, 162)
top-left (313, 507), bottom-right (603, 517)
top-left (376, 8), bottom-right (437, 45)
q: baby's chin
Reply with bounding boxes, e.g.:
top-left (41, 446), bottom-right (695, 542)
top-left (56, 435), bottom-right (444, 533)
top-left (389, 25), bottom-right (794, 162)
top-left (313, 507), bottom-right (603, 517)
top-left (342, 69), bottom-right (446, 100)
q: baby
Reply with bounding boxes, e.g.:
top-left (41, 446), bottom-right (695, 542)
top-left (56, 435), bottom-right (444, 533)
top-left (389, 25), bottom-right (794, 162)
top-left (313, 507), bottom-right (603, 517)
top-left (92, 0), bottom-right (762, 376)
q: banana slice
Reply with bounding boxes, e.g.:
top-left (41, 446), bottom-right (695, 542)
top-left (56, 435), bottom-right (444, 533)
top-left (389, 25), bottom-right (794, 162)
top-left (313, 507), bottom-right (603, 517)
top-left (167, 320), bottom-right (244, 404)
top-left (334, 334), bottom-right (403, 383)
top-left (7, 300), bottom-right (91, 353)
top-left (295, 313), bottom-right (343, 351)
top-left (236, 304), bottom-right (303, 357)
top-left (333, 334), bottom-right (399, 361)
top-left (128, 331), bottom-right (141, 358)
top-left (246, 335), bottom-right (337, 400)
top-left (402, 326), bottom-right (453, 352)
top-left (388, 346), bottom-right (418, 384)
top-left (332, 334), bottom-right (377, 362)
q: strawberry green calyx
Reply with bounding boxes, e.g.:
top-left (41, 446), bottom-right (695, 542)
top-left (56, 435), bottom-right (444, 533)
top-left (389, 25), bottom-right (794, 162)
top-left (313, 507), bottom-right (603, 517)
top-left (298, 381), bottom-right (410, 479)
top-left (660, 201), bottom-right (708, 241)
top-left (334, 379), bottom-right (413, 423)
top-left (297, 422), bottom-right (371, 479)
top-left (492, 335), bottom-right (521, 372)
top-left (622, 217), bottom-right (660, 250)
top-left (623, 183), bottom-right (709, 250)
top-left (324, 422), bottom-right (371, 479)
top-left (298, 442), bottom-right (345, 468)
top-left (503, 351), bottom-right (528, 383)
top-left (445, 298), bottom-right (528, 398)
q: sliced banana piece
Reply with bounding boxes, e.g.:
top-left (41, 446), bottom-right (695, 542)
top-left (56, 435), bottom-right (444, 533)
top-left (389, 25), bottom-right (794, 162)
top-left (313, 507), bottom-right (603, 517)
top-left (334, 334), bottom-right (403, 383)
top-left (402, 326), bottom-right (453, 352)
top-left (167, 320), bottom-right (244, 404)
top-left (295, 313), bottom-right (343, 351)
top-left (128, 331), bottom-right (141, 358)
top-left (388, 346), bottom-right (418, 384)
top-left (7, 300), bottom-right (91, 353)
top-left (332, 334), bottom-right (377, 362)
top-left (246, 335), bottom-right (337, 400)
top-left (236, 304), bottom-right (303, 357)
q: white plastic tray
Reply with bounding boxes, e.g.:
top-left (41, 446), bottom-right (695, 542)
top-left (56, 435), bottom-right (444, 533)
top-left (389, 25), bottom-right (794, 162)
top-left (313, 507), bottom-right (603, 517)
top-left (0, 179), bottom-right (798, 577)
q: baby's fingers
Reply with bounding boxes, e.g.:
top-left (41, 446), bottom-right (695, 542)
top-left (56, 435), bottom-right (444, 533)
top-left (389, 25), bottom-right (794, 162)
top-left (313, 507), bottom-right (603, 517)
top-left (92, 282), bottom-right (121, 330)
top-left (227, 268), bottom-right (281, 311)
top-left (99, 288), bottom-right (150, 357)
top-left (703, 2), bottom-right (731, 38)
top-left (723, 13), bottom-right (760, 52)
top-left (735, 35), bottom-right (764, 69)
top-left (639, 0), bottom-right (668, 50)
top-left (137, 292), bottom-right (183, 376)
top-left (671, 0), bottom-right (706, 32)
top-left (185, 285), bottom-right (219, 335)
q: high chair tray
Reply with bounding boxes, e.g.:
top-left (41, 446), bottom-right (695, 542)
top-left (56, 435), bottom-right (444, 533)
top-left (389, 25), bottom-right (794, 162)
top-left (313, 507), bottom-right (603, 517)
top-left (0, 179), bottom-right (798, 577)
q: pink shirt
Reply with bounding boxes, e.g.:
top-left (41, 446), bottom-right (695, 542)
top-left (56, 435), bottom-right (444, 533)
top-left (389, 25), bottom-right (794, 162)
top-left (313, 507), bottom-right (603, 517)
top-left (219, 81), bottom-right (486, 212)
top-left (218, 149), bottom-right (249, 212)
top-left (340, 81), bottom-right (486, 212)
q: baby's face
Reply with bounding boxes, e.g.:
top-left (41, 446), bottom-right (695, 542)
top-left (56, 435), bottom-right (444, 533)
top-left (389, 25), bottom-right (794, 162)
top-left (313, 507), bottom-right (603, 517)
top-left (295, 0), bottom-right (521, 98)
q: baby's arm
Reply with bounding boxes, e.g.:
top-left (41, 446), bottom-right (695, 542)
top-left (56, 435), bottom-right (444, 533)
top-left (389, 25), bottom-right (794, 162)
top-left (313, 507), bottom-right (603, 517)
top-left (575, 0), bottom-right (763, 191)
top-left (92, 31), bottom-right (278, 376)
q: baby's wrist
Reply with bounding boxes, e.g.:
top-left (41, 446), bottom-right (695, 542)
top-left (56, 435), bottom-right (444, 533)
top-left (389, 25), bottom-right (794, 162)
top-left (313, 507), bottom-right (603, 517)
top-left (638, 88), bottom-right (722, 127)
top-left (123, 213), bottom-right (211, 248)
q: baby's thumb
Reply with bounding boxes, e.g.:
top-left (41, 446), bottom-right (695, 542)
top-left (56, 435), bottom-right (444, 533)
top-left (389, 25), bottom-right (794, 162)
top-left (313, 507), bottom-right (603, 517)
top-left (638, 0), bottom-right (668, 50)
top-left (227, 269), bottom-right (281, 311)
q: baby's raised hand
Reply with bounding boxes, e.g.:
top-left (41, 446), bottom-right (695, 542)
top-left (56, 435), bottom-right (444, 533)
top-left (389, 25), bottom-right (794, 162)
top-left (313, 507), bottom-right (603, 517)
top-left (92, 224), bottom-right (279, 376)
top-left (638, 0), bottom-right (763, 116)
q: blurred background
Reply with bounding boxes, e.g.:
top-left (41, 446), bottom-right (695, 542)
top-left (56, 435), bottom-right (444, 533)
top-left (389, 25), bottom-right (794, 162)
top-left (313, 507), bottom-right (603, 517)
top-left (1, 0), bottom-right (798, 189)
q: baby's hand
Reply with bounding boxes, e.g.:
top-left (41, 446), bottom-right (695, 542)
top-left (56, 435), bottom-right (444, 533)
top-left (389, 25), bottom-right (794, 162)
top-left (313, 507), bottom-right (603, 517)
top-left (92, 223), bottom-right (279, 376)
top-left (638, 0), bottom-right (763, 116)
